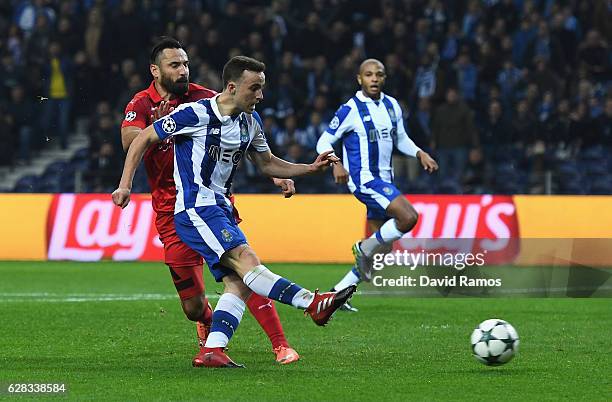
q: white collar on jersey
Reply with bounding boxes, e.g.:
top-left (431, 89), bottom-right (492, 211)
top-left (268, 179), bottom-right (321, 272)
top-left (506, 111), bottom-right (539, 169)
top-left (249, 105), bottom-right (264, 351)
top-left (210, 94), bottom-right (239, 125)
top-left (356, 90), bottom-right (386, 104)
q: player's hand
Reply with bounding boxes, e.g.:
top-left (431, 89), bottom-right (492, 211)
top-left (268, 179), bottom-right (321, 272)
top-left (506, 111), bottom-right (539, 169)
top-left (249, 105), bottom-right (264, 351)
top-left (112, 187), bottom-right (131, 209)
top-left (333, 163), bottom-right (349, 184)
top-left (417, 150), bottom-right (438, 173)
top-left (151, 101), bottom-right (175, 121)
top-left (272, 178), bottom-right (296, 198)
top-left (309, 151), bottom-right (340, 174)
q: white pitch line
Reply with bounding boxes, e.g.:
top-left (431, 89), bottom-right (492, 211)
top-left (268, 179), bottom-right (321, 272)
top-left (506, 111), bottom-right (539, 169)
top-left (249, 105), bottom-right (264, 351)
top-left (0, 292), bottom-right (221, 303)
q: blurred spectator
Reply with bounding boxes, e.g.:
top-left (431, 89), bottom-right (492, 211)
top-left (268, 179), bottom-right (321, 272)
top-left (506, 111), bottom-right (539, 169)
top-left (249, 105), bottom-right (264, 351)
top-left (453, 52), bottom-right (478, 104)
top-left (83, 7), bottom-right (104, 68)
top-left (6, 24), bottom-right (24, 65)
top-left (25, 13), bottom-right (53, 67)
top-left (303, 111), bottom-right (327, 146)
top-left (462, 148), bottom-right (486, 194)
top-left (597, 98), bottom-right (612, 146)
top-left (6, 85), bottom-right (35, 164)
top-left (497, 59), bottom-right (524, 104)
top-left (365, 18), bottom-right (391, 61)
top-left (102, 0), bottom-right (150, 68)
top-left (512, 99), bottom-right (537, 146)
top-left (40, 41), bottom-right (73, 149)
top-left (86, 142), bottom-right (122, 192)
top-left (13, 0), bottom-right (56, 35)
top-left (408, 97), bottom-right (432, 150)
top-left (526, 20), bottom-right (565, 68)
top-left (431, 87), bottom-right (479, 179)
top-left (306, 55), bottom-right (332, 102)
top-left (324, 21), bottom-right (351, 66)
top-left (441, 21), bottom-right (462, 62)
top-left (462, 0), bottom-right (481, 40)
top-left (413, 53), bottom-right (439, 101)
top-left (480, 99), bottom-right (513, 158)
top-left (578, 30), bottom-right (610, 81)
top-left (477, 41), bottom-right (501, 87)
top-left (570, 102), bottom-right (598, 150)
top-left (528, 57), bottom-right (562, 98)
top-left (56, 17), bottom-right (80, 56)
top-left (383, 53), bottom-right (410, 98)
top-left (275, 114), bottom-right (317, 155)
top-left (512, 17), bottom-right (536, 67)
top-left (0, 101), bottom-right (16, 168)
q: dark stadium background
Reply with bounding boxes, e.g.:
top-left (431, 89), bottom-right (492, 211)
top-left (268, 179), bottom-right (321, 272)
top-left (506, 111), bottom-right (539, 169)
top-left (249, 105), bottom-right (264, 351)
top-left (0, 0), bottom-right (610, 195)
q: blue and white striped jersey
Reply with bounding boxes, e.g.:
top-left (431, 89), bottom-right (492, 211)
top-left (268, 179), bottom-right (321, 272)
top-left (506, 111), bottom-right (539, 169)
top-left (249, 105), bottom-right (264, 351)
top-left (153, 95), bottom-right (269, 214)
top-left (316, 91), bottom-right (420, 191)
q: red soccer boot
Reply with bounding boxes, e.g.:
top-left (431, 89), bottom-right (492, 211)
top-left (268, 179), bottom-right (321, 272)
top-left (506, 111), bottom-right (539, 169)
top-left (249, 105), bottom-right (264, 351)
top-left (193, 347), bottom-right (244, 368)
top-left (305, 285), bottom-right (357, 326)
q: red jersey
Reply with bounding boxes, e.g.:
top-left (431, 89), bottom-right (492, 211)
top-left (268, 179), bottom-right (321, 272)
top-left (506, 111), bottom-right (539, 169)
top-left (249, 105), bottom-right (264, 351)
top-left (121, 81), bottom-right (217, 213)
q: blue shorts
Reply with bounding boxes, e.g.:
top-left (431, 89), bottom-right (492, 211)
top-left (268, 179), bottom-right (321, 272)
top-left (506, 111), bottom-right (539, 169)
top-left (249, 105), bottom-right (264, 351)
top-left (352, 179), bottom-right (402, 221)
top-left (174, 204), bottom-right (248, 282)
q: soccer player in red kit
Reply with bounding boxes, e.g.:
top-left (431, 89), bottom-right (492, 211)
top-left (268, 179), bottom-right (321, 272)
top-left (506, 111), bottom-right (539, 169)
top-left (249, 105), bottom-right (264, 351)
top-left (120, 38), bottom-right (299, 365)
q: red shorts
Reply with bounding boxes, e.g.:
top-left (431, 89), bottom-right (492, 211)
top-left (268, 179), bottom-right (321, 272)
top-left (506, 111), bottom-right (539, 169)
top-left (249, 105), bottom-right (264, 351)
top-left (155, 198), bottom-right (242, 300)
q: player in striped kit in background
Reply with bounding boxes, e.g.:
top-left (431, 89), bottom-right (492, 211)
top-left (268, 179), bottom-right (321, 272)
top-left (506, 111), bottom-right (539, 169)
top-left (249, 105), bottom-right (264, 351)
top-left (113, 55), bottom-right (356, 368)
top-left (317, 59), bottom-right (438, 305)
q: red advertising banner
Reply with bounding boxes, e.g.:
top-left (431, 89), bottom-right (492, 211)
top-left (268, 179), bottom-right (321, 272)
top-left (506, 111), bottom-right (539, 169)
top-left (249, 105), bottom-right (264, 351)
top-left (394, 195), bottom-right (521, 264)
top-left (47, 194), bottom-right (163, 261)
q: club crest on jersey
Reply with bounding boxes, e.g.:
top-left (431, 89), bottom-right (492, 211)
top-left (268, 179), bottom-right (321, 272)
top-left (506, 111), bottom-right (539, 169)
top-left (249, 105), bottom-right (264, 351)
top-left (387, 108), bottom-right (397, 123)
top-left (329, 116), bottom-right (340, 129)
top-left (240, 124), bottom-right (249, 143)
top-left (161, 116), bottom-right (177, 134)
top-left (221, 229), bottom-right (233, 242)
top-left (382, 186), bottom-right (393, 195)
top-left (124, 111), bottom-right (136, 122)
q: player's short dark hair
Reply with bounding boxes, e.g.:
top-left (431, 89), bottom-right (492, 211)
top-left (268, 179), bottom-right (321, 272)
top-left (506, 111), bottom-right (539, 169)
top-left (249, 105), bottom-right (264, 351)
top-left (150, 37), bottom-right (184, 65)
top-left (222, 56), bottom-right (266, 88)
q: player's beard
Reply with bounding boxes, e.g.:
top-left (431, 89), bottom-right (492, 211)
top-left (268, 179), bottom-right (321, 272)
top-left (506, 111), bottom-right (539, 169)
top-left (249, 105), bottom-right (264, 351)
top-left (161, 74), bottom-right (189, 96)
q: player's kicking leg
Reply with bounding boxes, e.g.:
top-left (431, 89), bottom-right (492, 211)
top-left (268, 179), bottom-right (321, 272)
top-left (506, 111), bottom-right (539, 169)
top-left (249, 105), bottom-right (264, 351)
top-left (221, 245), bottom-right (356, 326)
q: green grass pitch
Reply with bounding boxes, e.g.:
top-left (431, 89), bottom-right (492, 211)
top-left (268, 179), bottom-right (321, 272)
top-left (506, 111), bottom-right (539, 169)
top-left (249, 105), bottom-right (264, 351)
top-left (0, 261), bottom-right (610, 401)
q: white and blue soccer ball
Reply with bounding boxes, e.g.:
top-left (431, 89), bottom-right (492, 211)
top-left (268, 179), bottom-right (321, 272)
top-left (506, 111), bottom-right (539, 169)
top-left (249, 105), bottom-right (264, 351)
top-left (470, 319), bottom-right (519, 366)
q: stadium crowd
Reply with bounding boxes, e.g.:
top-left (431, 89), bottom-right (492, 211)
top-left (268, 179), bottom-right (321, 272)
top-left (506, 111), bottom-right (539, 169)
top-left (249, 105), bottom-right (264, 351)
top-left (0, 0), bottom-right (611, 194)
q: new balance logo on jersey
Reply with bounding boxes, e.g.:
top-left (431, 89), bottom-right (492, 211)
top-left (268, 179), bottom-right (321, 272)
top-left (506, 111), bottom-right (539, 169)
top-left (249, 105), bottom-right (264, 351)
top-left (208, 145), bottom-right (244, 165)
top-left (316, 296), bottom-right (333, 314)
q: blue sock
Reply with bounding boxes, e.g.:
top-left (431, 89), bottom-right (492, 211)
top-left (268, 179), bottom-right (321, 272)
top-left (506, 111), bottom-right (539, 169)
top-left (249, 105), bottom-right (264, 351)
top-left (243, 265), bottom-right (314, 309)
top-left (204, 293), bottom-right (245, 348)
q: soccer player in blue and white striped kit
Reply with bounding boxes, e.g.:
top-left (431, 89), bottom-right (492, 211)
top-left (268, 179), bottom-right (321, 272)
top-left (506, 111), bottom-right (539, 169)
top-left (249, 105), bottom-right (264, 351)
top-left (113, 56), bottom-right (356, 368)
top-left (317, 59), bottom-right (438, 306)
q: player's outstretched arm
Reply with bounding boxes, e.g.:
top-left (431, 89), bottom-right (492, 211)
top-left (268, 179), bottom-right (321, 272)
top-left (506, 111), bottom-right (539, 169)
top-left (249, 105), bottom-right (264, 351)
top-left (112, 126), bottom-right (161, 208)
top-left (249, 150), bottom-right (339, 178)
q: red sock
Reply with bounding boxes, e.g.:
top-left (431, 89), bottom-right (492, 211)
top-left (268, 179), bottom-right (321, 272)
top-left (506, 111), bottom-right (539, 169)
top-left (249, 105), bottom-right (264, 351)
top-left (196, 297), bottom-right (213, 325)
top-left (247, 293), bottom-right (288, 349)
